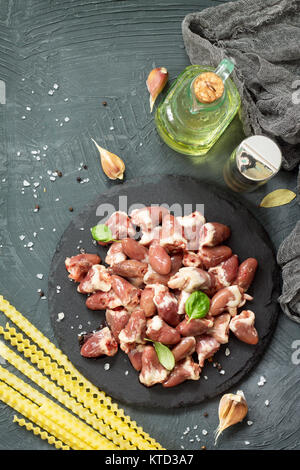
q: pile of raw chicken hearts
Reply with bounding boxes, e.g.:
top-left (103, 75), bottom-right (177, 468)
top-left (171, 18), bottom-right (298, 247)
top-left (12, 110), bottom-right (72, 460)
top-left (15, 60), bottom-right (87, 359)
top-left (65, 206), bottom-right (258, 388)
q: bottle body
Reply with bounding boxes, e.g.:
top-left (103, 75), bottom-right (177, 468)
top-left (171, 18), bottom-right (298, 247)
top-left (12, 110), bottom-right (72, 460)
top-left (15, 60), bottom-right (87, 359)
top-left (155, 65), bottom-right (240, 156)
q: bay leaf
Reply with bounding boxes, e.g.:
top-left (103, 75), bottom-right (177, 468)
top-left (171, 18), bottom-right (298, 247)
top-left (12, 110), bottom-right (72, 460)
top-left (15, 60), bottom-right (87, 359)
top-left (259, 189), bottom-right (296, 208)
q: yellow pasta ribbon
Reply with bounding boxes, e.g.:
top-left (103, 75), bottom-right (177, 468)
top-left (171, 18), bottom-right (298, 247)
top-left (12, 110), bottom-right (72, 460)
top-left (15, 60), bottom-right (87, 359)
top-left (13, 415), bottom-right (70, 450)
top-left (0, 366), bottom-right (117, 450)
top-left (0, 381), bottom-right (88, 450)
top-left (0, 340), bottom-right (135, 450)
top-left (0, 296), bottom-right (164, 450)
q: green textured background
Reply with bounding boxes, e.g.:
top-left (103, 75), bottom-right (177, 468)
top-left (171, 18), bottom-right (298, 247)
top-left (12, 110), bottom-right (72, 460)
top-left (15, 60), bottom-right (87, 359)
top-left (0, 0), bottom-right (300, 450)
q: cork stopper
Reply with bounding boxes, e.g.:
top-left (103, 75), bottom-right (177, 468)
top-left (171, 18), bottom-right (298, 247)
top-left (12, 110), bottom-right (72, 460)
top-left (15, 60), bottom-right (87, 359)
top-left (193, 72), bottom-right (224, 104)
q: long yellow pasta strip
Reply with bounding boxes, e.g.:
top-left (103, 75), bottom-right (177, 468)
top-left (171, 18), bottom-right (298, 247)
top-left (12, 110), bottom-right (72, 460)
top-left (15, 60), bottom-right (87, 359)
top-left (0, 381), bottom-right (89, 450)
top-left (13, 415), bottom-right (70, 450)
top-left (0, 324), bottom-right (143, 449)
top-left (0, 366), bottom-right (117, 450)
top-left (0, 296), bottom-right (164, 450)
top-left (0, 340), bottom-right (135, 450)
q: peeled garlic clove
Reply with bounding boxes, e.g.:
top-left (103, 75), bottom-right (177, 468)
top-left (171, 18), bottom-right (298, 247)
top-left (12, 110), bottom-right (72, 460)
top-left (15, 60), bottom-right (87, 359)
top-left (146, 67), bottom-right (168, 112)
top-left (215, 390), bottom-right (248, 444)
top-left (91, 138), bottom-right (125, 180)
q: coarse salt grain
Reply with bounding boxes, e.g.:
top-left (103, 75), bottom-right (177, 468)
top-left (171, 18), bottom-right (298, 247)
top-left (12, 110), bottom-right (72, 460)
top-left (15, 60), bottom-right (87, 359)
top-left (48, 89), bottom-right (54, 95)
top-left (258, 376), bottom-right (266, 387)
top-left (64, 116), bottom-right (70, 122)
top-left (247, 420), bottom-right (253, 426)
top-left (53, 83), bottom-right (59, 90)
top-left (19, 235), bottom-right (25, 241)
top-left (245, 441), bottom-right (250, 446)
top-left (57, 312), bottom-right (65, 322)
top-left (104, 363), bottom-right (110, 371)
top-left (202, 430), bottom-right (208, 436)
top-left (265, 400), bottom-right (270, 406)
top-left (36, 273), bottom-right (43, 279)
top-left (23, 180), bottom-right (30, 187)
top-left (225, 348), bottom-right (230, 356)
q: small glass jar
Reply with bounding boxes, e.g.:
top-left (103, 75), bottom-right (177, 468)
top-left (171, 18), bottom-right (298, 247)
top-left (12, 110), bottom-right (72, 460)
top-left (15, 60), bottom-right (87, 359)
top-left (223, 135), bottom-right (282, 192)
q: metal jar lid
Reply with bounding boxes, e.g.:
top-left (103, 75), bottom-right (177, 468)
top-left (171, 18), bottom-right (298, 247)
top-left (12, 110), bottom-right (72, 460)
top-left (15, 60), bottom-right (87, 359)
top-left (236, 135), bottom-right (282, 182)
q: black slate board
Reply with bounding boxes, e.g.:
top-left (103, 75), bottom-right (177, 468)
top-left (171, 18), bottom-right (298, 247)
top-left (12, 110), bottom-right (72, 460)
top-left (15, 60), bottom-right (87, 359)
top-left (48, 175), bottom-right (280, 408)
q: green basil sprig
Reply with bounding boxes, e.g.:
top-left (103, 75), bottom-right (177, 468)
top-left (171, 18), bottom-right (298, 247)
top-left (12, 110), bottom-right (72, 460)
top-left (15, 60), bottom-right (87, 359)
top-left (185, 291), bottom-right (210, 323)
top-left (145, 339), bottom-right (175, 371)
top-left (91, 224), bottom-right (118, 243)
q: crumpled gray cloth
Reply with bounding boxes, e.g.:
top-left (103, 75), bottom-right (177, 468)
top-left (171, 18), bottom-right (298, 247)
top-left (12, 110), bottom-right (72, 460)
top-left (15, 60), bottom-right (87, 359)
top-left (277, 222), bottom-right (300, 323)
top-left (182, 0), bottom-right (300, 173)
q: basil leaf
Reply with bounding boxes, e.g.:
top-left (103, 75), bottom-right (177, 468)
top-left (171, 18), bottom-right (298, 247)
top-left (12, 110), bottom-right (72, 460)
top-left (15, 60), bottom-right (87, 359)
top-left (154, 342), bottom-right (175, 371)
top-left (185, 291), bottom-right (210, 322)
top-left (91, 224), bottom-right (113, 242)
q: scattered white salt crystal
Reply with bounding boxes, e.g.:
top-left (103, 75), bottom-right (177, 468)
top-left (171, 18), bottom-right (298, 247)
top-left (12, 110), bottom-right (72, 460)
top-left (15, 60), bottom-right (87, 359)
top-left (109, 126), bottom-right (114, 130)
top-left (36, 273), bottom-right (43, 279)
top-left (17, 151), bottom-right (21, 156)
top-left (43, 145), bottom-right (48, 150)
top-left (104, 363), bottom-right (110, 371)
top-left (225, 348), bottom-right (230, 356)
top-left (219, 369), bottom-right (225, 375)
top-left (247, 420), bottom-right (253, 426)
top-left (33, 232), bottom-right (37, 238)
top-left (1, 178), bottom-right (6, 182)
top-left (49, 176), bottom-right (56, 181)
top-left (78, 324), bottom-right (82, 330)
top-left (26, 106), bottom-right (31, 111)
top-left (245, 441), bottom-right (250, 446)
top-left (23, 180), bottom-right (30, 187)
top-left (31, 90), bottom-right (34, 94)
top-left (21, 115), bottom-right (26, 119)
top-left (258, 376), bottom-right (266, 387)
top-left (193, 425), bottom-right (198, 430)
top-left (189, 439), bottom-right (194, 443)
top-left (36, 156), bottom-right (41, 161)
top-left (48, 89), bottom-right (54, 95)
top-left (19, 235), bottom-right (25, 241)
top-left (48, 107), bottom-right (51, 111)
top-left (59, 123), bottom-right (63, 127)
top-left (33, 182), bottom-right (40, 188)
top-left (53, 83), bottom-right (59, 90)
top-left (64, 116), bottom-right (70, 122)
top-left (53, 228), bottom-right (56, 232)
top-left (202, 429), bottom-right (208, 436)
top-left (180, 446), bottom-right (184, 449)
top-left (265, 400), bottom-right (270, 406)
top-left (57, 312), bottom-right (65, 322)
top-left (40, 296), bottom-right (47, 300)
top-left (64, 98), bottom-right (69, 102)
top-left (27, 242), bottom-right (33, 248)
top-left (203, 375), bottom-right (208, 380)
top-left (125, 370), bottom-right (129, 376)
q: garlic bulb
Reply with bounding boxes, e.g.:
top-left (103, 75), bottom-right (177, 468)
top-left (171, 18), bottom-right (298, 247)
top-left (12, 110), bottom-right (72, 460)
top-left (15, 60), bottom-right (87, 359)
top-left (91, 138), bottom-right (125, 180)
top-left (215, 390), bottom-right (248, 444)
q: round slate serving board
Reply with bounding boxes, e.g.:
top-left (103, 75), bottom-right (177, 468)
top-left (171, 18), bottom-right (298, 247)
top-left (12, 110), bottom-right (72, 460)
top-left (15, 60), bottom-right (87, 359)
top-left (48, 175), bottom-right (280, 408)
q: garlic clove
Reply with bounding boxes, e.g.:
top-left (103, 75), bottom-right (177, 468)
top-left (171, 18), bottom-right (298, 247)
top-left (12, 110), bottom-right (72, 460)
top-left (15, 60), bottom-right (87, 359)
top-left (146, 67), bottom-right (168, 112)
top-left (215, 390), bottom-right (248, 444)
top-left (91, 138), bottom-right (125, 180)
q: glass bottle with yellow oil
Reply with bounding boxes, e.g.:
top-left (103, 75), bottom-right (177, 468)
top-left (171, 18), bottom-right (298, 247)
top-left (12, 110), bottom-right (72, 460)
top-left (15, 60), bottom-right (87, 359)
top-left (155, 59), bottom-right (240, 156)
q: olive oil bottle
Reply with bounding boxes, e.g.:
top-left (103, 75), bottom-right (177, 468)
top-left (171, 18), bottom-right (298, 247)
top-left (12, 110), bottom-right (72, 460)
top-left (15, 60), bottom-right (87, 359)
top-left (155, 59), bottom-right (240, 156)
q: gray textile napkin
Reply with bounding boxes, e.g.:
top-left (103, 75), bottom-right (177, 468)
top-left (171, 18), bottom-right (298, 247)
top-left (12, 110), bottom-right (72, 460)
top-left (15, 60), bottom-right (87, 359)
top-left (277, 222), bottom-right (300, 324)
top-left (182, 0), bottom-right (300, 174)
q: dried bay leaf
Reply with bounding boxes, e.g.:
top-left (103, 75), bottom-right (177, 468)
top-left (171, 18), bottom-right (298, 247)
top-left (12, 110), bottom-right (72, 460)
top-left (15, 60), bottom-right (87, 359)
top-left (259, 189), bottom-right (296, 208)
